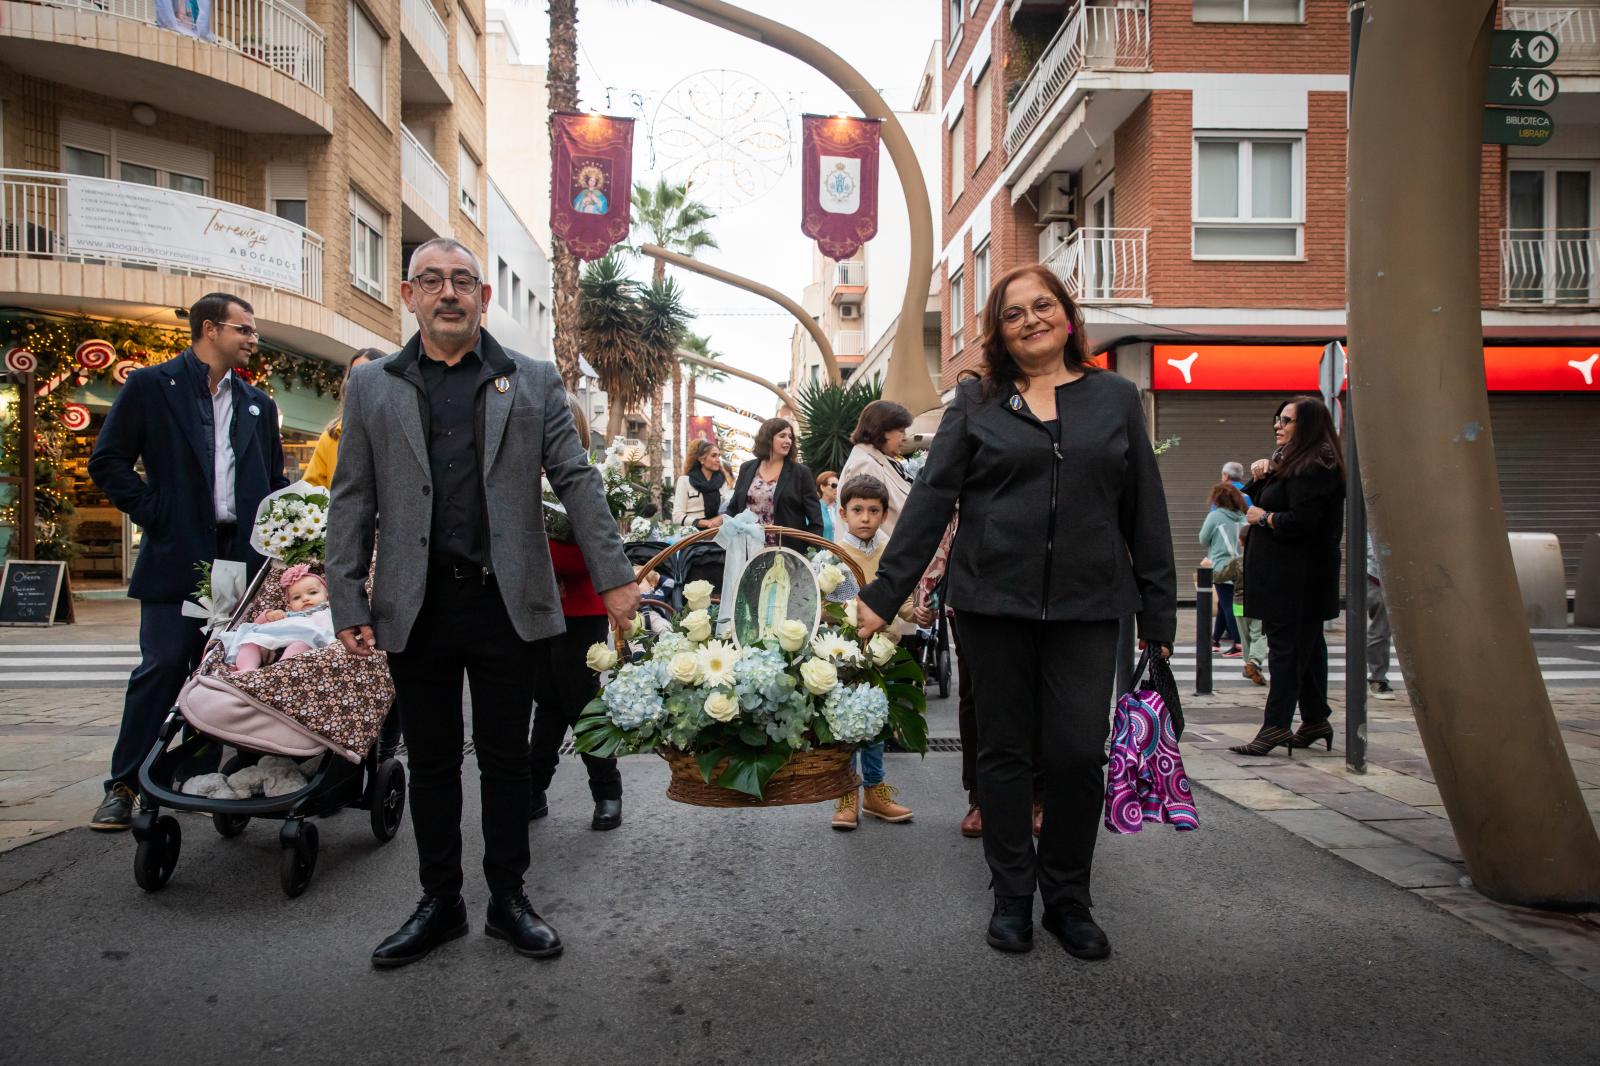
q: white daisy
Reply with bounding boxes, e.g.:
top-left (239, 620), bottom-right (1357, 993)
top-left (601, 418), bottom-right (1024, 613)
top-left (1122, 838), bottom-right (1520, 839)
top-left (697, 640), bottom-right (741, 687)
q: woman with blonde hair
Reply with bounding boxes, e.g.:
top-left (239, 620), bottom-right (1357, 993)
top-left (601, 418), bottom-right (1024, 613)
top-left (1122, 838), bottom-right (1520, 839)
top-left (304, 348), bottom-right (384, 487)
top-left (671, 438), bottom-right (727, 531)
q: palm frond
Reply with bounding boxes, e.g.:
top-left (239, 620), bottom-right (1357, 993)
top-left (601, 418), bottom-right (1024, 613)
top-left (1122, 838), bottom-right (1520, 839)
top-left (796, 376), bottom-right (883, 472)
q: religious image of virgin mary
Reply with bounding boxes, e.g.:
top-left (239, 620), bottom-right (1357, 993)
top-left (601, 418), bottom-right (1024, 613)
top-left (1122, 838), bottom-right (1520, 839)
top-left (572, 164), bottom-right (609, 215)
top-left (757, 557), bottom-right (791, 641)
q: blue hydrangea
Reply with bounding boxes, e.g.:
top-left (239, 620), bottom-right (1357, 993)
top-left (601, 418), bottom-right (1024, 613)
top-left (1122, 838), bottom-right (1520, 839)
top-left (602, 661), bottom-right (667, 730)
top-left (822, 683), bottom-right (890, 745)
top-left (733, 648), bottom-right (795, 712)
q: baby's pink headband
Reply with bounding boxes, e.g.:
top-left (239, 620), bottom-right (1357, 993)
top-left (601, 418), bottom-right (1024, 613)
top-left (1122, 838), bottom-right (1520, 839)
top-left (279, 563), bottom-right (325, 591)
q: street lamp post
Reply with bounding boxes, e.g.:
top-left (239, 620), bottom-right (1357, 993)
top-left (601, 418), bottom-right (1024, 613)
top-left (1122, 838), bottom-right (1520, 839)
top-left (650, 0), bottom-right (943, 417)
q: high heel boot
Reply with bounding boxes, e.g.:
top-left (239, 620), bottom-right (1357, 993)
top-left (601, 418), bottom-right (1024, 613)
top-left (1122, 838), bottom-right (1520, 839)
top-left (1228, 725), bottom-right (1296, 757)
top-left (1289, 720), bottom-right (1334, 751)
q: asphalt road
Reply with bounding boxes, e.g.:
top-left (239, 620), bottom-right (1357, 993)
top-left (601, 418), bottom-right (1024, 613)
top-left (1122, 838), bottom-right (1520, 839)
top-left (0, 754), bottom-right (1595, 1065)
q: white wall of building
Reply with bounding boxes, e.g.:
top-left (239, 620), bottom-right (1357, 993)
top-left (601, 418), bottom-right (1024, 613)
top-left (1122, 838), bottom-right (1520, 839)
top-left (485, 178), bottom-right (553, 359)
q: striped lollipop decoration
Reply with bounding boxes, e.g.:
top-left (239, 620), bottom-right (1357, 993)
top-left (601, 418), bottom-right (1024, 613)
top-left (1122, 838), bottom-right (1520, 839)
top-left (112, 360), bottom-right (139, 384)
top-left (3, 346), bottom-right (38, 374)
top-left (62, 402), bottom-right (92, 432)
top-left (75, 339), bottom-right (116, 371)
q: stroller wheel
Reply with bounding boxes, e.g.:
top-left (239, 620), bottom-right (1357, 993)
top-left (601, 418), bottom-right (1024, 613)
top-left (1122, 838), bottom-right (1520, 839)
top-left (279, 820), bottom-right (319, 898)
top-left (370, 758), bottom-right (407, 844)
top-left (134, 815), bottom-right (181, 892)
top-left (212, 812), bottom-right (250, 838)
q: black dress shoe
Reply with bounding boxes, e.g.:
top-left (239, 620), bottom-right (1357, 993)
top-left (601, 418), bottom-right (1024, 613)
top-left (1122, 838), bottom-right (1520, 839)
top-left (1042, 903), bottom-right (1111, 961)
top-left (89, 783), bottom-right (135, 831)
top-left (529, 790), bottom-right (549, 822)
top-left (371, 895), bottom-right (469, 969)
top-left (986, 895), bottom-right (1034, 953)
top-left (486, 891), bottom-right (563, 958)
top-left (591, 797), bottom-right (622, 831)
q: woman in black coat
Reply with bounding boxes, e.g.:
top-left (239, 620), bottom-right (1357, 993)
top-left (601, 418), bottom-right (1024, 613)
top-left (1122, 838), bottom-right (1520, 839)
top-left (856, 264), bottom-right (1177, 961)
top-left (1231, 395), bottom-right (1347, 756)
top-left (725, 417), bottom-right (823, 535)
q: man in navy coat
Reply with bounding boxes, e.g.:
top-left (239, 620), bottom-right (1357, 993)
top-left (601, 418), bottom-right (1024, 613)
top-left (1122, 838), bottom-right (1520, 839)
top-left (87, 292), bottom-right (288, 830)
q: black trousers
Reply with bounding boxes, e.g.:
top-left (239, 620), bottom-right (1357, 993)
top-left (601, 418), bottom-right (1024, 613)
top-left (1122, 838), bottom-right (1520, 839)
top-left (953, 612), bottom-right (1119, 910)
top-left (529, 614), bottom-right (621, 802)
top-left (1262, 614), bottom-right (1331, 731)
top-left (109, 524), bottom-right (239, 790)
top-left (386, 566), bottom-right (538, 899)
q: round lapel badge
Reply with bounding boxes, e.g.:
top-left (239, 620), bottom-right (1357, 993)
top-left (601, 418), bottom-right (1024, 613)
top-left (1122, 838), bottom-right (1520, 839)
top-left (248, 404), bottom-right (260, 416)
top-left (494, 376), bottom-right (511, 394)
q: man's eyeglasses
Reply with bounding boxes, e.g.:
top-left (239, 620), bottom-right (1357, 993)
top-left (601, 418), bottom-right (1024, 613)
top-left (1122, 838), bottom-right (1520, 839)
top-left (216, 322), bottom-right (260, 340)
top-left (410, 273), bottom-right (481, 296)
top-left (1274, 415), bottom-right (1297, 427)
top-left (999, 296), bottom-right (1062, 327)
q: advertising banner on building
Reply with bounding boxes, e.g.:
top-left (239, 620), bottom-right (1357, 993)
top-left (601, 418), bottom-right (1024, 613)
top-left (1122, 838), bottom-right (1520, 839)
top-left (65, 177), bottom-right (304, 292)
top-left (551, 112), bottom-right (634, 260)
top-left (1153, 344), bottom-right (1600, 392)
top-left (154, 0), bottom-right (213, 40)
top-left (801, 115), bottom-right (882, 261)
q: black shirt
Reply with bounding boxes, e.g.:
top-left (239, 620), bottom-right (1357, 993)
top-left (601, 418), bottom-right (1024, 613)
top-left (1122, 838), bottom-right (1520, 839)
top-left (418, 343), bottom-right (489, 569)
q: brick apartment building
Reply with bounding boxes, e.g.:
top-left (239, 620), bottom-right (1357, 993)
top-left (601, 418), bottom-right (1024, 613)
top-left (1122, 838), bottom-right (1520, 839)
top-left (940, 0), bottom-right (1600, 583)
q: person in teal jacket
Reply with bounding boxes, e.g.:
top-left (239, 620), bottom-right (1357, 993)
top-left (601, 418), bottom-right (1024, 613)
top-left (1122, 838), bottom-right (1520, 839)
top-left (1199, 482), bottom-right (1248, 657)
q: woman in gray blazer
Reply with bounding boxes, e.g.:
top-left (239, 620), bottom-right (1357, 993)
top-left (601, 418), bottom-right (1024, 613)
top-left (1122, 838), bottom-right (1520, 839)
top-left (857, 264), bottom-right (1176, 962)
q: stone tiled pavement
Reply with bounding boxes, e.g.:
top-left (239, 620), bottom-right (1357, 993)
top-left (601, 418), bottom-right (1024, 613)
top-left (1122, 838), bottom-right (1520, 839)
top-left (3, 601), bottom-right (1600, 992)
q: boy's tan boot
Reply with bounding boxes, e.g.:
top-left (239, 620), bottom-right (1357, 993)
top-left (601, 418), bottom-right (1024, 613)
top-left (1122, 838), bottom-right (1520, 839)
top-left (831, 789), bottom-right (859, 831)
top-left (861, 782), bottom-right (913, 823)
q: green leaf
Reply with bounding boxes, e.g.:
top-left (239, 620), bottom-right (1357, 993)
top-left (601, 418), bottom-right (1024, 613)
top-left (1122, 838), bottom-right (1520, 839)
top-left (696, 746), bottom-right (732, 783)
top-left (738, 724), bottom-right (767, 747)
top-left (813, 716), bottom-right (835, 744)
top-left (715, 745), bottom-right (792, 798)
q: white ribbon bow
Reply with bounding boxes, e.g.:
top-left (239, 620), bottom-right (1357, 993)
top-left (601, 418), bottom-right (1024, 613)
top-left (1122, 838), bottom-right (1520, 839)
top-left (713, 510), bottom-right (766, 636)
top-left (181, 559), bottom-right (249, 636)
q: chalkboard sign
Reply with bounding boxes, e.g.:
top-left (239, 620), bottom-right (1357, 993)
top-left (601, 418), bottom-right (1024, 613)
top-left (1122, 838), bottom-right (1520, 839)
top-left (0, 560), bottom-right (74, 626)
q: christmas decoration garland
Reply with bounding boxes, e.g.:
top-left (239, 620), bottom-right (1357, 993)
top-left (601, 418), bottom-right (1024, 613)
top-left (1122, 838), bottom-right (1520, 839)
top-left (0, 312), bottom-right (348, 562)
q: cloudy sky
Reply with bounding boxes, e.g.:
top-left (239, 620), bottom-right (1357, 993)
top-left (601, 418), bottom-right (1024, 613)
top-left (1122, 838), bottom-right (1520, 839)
top-left (501, 0), bottom-right (939, 441)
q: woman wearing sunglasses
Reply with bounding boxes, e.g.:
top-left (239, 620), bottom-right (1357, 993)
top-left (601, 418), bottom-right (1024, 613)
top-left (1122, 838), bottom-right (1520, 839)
top-left (1229, 396), bottom-right (1347, 757)
top-left (855, 264), bottom-right (1176, 961)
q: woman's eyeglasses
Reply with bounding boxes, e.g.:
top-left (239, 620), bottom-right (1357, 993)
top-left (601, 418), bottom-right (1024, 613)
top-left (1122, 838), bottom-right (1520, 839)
top-left (409, 272), bottom-right (481, 295)
top-left (999, 296), bottom-right (1062, 327)
top-left (1273, 415), bottom-right (1297, 427)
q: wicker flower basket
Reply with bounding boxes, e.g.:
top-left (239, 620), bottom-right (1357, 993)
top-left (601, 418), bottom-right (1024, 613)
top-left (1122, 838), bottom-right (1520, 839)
top-left (623, 526), bottom-right (869, 808)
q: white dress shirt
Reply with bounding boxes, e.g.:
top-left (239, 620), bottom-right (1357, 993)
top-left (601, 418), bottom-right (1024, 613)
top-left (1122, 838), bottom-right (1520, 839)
top-left (210, 371), bottom-right (237, 523)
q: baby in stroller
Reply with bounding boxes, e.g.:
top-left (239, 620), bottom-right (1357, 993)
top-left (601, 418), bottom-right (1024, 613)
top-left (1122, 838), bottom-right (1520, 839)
top-left (221, 564), bottom-right (336, 672)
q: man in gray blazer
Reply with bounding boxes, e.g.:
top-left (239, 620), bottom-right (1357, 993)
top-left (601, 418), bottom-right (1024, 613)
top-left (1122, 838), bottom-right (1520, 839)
top-left (326, 237), bottom-right (638, 970)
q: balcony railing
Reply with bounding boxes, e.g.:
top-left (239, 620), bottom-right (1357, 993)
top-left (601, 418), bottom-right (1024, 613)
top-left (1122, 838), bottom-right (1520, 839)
top-left (832, 261), bottom-right (865, 287)
top-left (0, 168), bottom-right (323, 302)
top-left (1005, 1), bottom-right (1151, 157)
top-left (401, 0), bottom-right (450, 74)
top-left (38, 0), bottom-right (325, 96)
top-left (832, 330), bottom-right (865, 354)
top-left (401, 126), bottom-right (452, 223)
top-left (1504, 5), bottom-right (1600, 73)
top-left (1501, 227), bottom-right (1600, 306)
top-left (1043, 226), bottom-right (1149, 303)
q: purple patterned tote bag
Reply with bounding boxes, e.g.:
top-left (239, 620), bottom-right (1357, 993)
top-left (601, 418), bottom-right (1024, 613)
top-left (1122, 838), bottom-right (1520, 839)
top-left (1104, 687), bottom-right (1199, 834)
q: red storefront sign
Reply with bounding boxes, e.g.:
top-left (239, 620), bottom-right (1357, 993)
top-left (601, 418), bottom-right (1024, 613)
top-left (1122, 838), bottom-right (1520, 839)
top-left (1153, 345), bottom-right (1600, 391)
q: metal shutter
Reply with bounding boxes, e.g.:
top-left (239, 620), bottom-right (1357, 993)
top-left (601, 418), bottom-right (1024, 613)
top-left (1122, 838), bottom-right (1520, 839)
top-left (1489, 394), bottom-right (1600, 588)
top-left (1155, 394), bottom-right (1286, 590)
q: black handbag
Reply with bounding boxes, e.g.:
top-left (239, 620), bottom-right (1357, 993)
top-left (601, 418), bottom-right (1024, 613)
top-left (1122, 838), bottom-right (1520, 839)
top-left (1130, 646), bottom-right (1184, 741)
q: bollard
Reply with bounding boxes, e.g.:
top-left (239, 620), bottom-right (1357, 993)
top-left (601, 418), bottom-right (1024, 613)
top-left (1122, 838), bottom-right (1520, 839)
top-left (1194, 563), bottom-right (1213, 695)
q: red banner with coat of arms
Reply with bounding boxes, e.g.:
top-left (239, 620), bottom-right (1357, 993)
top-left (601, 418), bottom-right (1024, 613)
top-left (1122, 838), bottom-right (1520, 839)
top-left (801, 115), bottom-right (882, 261)
top-left (551, 112), bottom-right (635, 260)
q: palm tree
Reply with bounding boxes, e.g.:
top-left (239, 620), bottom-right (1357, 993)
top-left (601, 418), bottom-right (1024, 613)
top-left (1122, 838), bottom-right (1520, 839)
top-left (630, 178), bottom-right (719, 477)
top-left (680, 330), bottom-right (725, 451)
top-left (636, 275), bottom-right (691, 490)
top-left (578, 254), bottom-right (645, 442)
top-left (796, 376), bottom-right (883, 474)
top-left (547, 0), bottom-right (582, 387)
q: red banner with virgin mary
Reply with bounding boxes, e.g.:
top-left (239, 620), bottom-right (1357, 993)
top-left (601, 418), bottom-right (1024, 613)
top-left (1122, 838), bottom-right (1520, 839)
top-left (801, 115), bottom-right (882, 261)
top-left (551, 112), bottom-right (635, 260)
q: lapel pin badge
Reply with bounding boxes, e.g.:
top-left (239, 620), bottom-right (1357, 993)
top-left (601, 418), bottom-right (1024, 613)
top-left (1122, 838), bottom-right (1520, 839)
top-left (1008, 394), bottom-right (1023, 412)
top-left (494, 376), bottom-right (510, 394)
top-left (248, 404), bottom-right (260, 416)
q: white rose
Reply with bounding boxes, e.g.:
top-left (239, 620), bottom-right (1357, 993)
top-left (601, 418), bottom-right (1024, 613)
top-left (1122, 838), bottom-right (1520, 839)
top-left (799, 657), bottom-right (839, 696)
top-left (777, 619), bottom-right (809, 654)
top-left (817, 564), bottom-right (843, 595)
top-left (628, 612), bottom-right (645, 637)
top-left (681, 609), bottom-right (713, 643)
top-left (868, 632), bottom-right (899, 667)
top-left (585, 642), bottom-right (618, 672)
top-left (703, 689), bottom-right (739, 722)
top-left (845, 599), bottom-right (860, 629)
top-left (683, 580), bottom-right (714, 612)
top-left (668, 650), bottom-right (701, 685)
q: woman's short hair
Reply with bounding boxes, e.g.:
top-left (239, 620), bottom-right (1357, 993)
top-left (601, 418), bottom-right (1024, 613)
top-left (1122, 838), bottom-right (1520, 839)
top-left (851, 400), bottom-right (913, 450)
top-left (1209, 482), bottom-right (1246, 512)
top-left (682, 438), bottom-right (718, 476)
top-left (968, 263), bottom-right (1092, 398)
top-left (752, 417), bottom-right (795, 462)
top-left (839, 474), bottom-right (889, 510)
top-left (816, 469), bottom-right (838, 490)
